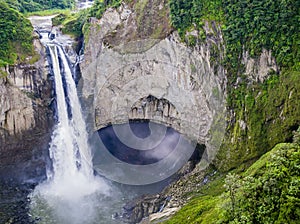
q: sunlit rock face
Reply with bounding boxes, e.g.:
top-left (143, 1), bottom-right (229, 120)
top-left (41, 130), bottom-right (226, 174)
top-left (80, 3), bottom-right (227, 163)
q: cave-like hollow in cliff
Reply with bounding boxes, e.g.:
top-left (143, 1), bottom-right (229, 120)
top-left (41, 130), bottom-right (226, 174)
top-left (91, 119), bottom-right (206, 187)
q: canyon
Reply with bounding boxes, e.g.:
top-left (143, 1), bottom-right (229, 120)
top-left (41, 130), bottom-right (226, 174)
top-left (0, 0), bottom-right (299, 223)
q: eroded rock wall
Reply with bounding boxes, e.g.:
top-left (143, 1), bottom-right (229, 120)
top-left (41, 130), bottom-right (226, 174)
top-left (0, 38), bottom-right (53, 181)
top-left (80, 2), bottom-right (227, 167)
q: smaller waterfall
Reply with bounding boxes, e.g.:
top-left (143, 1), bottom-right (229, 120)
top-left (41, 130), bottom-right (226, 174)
top-left (30, 44), bottom-right (110, 224)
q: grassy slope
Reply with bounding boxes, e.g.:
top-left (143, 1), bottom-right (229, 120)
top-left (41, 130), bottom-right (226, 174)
top-left (164, 142), bottom-right (300, 223)
top-left (5, 0), bottom-right (74, 13)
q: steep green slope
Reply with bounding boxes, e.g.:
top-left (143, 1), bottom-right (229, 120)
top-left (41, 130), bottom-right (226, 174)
top-left (164, 141), bottom-right (300, 223)
top-left (0, 2), bottom-right (35, 67)
top-left (163, 1), bottom-right (300, 222)
top-left (169, 0), bottom-right (300, 170)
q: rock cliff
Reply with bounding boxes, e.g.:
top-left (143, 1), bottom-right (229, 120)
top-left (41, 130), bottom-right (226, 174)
top-left (80, 2), bottom-right (227, 167)
top-left (0, 37), bottom-right (53, 181)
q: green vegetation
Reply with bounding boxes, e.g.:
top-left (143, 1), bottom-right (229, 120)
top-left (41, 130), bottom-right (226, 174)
top-left (5, 0), bottom-right (74, 13)
top-left (169, 0), bottom-right (299, 71)
top-left (164, 195), bottom-right (222, 224)
top-left (164, 171), bottom-right (225, 224)
top-left (52, 0), bottom-right (124, 39)
top-left (167, 1), bottom-right (300, 222)
top-left (52, 9), bottom-right (90, 39)
top-left (169, 0), bottom-right (300, 170)
top-left (218, 71), bottom-right (300, 170)
top-left (223, 143), bottom-right (300, 223)
top-left (0, 0), bottom-right (76, 67)
top-left (0, 2), bottom-right (35, 66)
top-left (223, 0), bottom-right (300, 75)
top-left (89, 0), bottom-right (122, 19)
top-left (164, 142), bottom-right (300, 223)
top-left (25, 8), bottom-right (70, 16)
top-left (169, 0), bottom-right (223, 38)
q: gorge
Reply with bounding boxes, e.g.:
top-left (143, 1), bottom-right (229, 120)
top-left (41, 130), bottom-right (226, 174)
top-left (0, 0), bottom-right (299, 223)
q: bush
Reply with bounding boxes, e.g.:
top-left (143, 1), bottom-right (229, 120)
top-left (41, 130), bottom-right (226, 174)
top-left (223, 143), bottom-right (300, 223)
top-left (0, 2), bottom-right (34, 65)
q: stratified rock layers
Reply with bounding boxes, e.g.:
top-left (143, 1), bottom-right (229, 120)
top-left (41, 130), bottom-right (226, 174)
top-left (0, 39), bottom-right (52, 181)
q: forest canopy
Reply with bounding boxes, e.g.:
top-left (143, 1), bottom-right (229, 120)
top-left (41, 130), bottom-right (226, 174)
top-left (0, 2), bottom-right (34, 66)
top-left (4, 0), bottom-right (74, 13)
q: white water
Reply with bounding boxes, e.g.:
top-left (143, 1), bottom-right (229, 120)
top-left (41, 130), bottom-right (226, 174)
top-left (48, 45), bottom-right (93, 180)
top-left (30, 44), bottom-right (111, 224)
top-left (77, 0), bottom-right (94, 10)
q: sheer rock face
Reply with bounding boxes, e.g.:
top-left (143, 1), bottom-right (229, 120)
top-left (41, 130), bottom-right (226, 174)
top-left (80, 3), bottom-right (227, 158)
top-left (0, 38), bottom-right (53, 181)
top-left (242, 48), bottom-right (278, 82)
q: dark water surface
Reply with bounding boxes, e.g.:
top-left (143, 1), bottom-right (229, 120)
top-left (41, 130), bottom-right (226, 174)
top-left (98, 121), bottom-right (180, 165)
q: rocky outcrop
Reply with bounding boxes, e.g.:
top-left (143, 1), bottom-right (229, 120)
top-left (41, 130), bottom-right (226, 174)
top-left (80, 2), bottom-right (227, 170)
top-left (129, 95), bottom-right (179, 125)
top-left (0, 37), bottom-right (53, 182)
top-left (242, 48), bottom-right (279, 82)
top-left (119, 145), bottom-right (206, 223)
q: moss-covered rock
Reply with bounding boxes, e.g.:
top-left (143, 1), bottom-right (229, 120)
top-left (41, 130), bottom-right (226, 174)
top-left (216, 71), bottom-right (300, 171)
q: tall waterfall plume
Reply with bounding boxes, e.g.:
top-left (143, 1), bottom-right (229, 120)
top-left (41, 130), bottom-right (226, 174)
top-left (48, 44), bottom-right (93, 182)
top-left (30, 44), bottom-right (110, 224)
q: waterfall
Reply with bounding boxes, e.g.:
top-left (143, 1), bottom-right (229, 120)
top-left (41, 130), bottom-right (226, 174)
top-left (48, 44), bottom-right (93, 181)
top-left (30, 44), bottom-right (110, 224)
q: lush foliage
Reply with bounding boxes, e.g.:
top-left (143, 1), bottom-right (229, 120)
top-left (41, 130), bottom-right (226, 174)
top-left (54, 0), bottom-right (123, 39)
top-left (169, 0), bottom-right (300, 71)
top-left (164, 142), bottom-right (300, 223)
top-left (52, 9), bottom-right (90, 39)
top-left (0, 2), bottom-right (34, 66)
top-left (223, 143), bottom-right (300, 223)
top-left (218, 71), bottom-right (300, 169)
top-left (89, 0), bottom-right (122, 19)
top-left (169, 0), bottom-right (300, 170)
top-left (163, 173), bottom-right (225, 224)
top-left (223, 0), bottom-right (300, 74)
top-left (169, 0), bottom-right (223, 37)
top-left (220, 0), bottom-right (300, 170)
top-left (5, 0), bottom-right (74, 13)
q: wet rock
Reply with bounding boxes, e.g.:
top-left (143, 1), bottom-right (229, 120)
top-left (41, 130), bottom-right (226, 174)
top-left (118, 146), bottom-right (205, 223)
top-left (121, 194), bottom-right (167, 224)
top-left (0, 32), bottom-right (53, 182)
top-left (0, 181), bottom-right (36, 224)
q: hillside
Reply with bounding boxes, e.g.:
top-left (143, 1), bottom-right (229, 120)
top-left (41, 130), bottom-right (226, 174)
top-left (164, 141), bottom-right (300, 223)
top-left (5, 0), bottom-right (74, 13)
top-left (0, 2), bottom-right (35, 67)
top-left (0, 0), bottom-right (299, 223)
